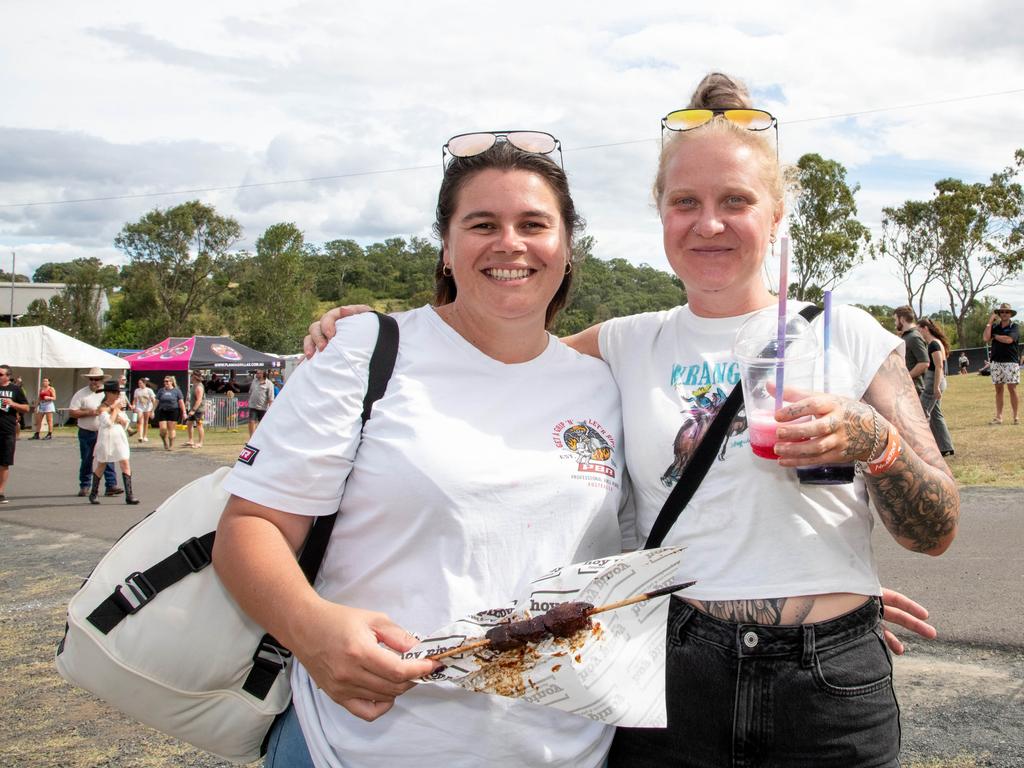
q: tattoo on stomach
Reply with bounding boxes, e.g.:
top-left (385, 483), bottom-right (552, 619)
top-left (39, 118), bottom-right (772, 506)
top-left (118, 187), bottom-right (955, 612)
top-left (697, 597), bottom-right (815, 625)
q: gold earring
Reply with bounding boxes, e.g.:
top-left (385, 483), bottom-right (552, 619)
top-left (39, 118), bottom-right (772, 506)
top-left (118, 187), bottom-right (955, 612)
top-left (442, 263), bottom-right (453, 277)
top-left (565, 261), bottom-right (573, 275)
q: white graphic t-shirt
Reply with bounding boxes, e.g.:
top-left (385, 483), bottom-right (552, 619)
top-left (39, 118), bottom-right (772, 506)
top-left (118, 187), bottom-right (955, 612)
top-left (600, 302), bottom-right (901, 601)
top-left (224, 306), bottom-right (624, 768)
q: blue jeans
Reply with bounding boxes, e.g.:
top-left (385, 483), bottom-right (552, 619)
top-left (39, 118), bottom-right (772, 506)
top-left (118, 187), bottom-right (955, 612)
top-left (77, 429), bottom-right (117, 490)
top-left (609, 597), bottom-right (899, 767)
top-left (263, 703), bottom-right (314, 768)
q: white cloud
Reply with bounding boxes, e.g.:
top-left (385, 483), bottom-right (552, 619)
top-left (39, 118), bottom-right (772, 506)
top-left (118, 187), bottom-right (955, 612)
top-left (2, 0), bottom-right (1022, 311)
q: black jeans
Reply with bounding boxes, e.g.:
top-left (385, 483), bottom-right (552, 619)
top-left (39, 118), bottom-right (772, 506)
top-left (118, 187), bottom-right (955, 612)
top-left (609, 597), bottom-right (899, 768)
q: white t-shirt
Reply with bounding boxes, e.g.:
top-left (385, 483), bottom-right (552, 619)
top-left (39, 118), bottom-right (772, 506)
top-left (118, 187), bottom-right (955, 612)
top-left (599, 302), bottom-right (901, 601)
top-left (224, 306), bottom-right (624, 768)
top-left (69, 385), bottom-right (104, 431)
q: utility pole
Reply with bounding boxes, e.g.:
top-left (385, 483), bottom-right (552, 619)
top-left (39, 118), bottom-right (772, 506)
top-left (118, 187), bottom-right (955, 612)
top-left (9, 251), bottom-right (14, 327)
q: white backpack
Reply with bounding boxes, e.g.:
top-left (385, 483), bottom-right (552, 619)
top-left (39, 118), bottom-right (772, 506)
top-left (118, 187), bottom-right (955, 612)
top-left (56, 313), bottom-right (399, 763)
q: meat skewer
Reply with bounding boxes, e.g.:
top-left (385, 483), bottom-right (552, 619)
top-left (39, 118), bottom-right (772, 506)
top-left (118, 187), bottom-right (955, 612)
top-left (428, 581), bottom-right (697, 661)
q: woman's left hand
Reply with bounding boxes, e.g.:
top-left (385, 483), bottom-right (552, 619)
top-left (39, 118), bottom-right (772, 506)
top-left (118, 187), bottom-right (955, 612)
top-left (772, 390), bottom-right (880, 467)
top-left (880, 588), bottom-right (937, 655)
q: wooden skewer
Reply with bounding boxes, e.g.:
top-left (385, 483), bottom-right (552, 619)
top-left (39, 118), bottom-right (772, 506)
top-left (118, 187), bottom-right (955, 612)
top-left (427, 581), bottom-right (697, 661)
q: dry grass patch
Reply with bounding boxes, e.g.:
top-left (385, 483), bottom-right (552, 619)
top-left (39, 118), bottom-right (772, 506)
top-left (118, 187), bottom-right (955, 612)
top-left (940, 374), bottom-right (1024, 487)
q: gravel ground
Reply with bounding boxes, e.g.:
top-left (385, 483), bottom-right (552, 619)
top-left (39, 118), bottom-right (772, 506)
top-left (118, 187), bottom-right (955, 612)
top-left (1, 520), bottom-right (1021, 768)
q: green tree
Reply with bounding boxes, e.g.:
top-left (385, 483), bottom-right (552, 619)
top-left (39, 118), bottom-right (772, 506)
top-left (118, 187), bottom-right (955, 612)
top-left (876, 200), bottom-right (941, 318)
top-left (18, 258), bottom-right (118, 344)
top-left (932, 151), bottom-right (1024, 344)
top-left (113, 200), bottom-right (242, 338)
top-left (788, 153), bottom-right (871, 301)
top-left (231, 223), bottom-right (318, 353)
top-left (32, 262), bottom-right (76, 283)
top-left (553, 236), bottom-right (684, 335)
top-left (0, 271), bottom-right (30, 282)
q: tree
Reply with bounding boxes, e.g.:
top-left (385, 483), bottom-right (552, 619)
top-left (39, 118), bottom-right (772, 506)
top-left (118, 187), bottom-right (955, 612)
top-left (553, 236), bottom-right (684, 335)
top-left (113, 200), bottom-right (242, 338)
top-left (231, 223), bottom-right (318, 353)
top-left (932, 151), bottom-right (1024, 344)
top-left (876, 200), bottom-right (942, 318)
top-left (32, 262), bottom-right (76, 283)
top-left (18, 258), bottom-right (118, 344)
top-left (788, 153), bottom-right (871, 301)
top-left (0, 271), bottom-right (30, 283)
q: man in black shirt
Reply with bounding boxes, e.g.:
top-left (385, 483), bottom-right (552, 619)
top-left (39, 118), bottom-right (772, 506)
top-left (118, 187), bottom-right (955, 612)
top-left (0, 364), bottom-right (31, 504)
top-left (893, 306), bottom-right (929, 395)
top-left (983, 303), bottom-right (1020, 425)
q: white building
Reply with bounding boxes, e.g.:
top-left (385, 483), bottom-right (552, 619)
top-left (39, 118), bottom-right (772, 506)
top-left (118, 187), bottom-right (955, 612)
top-left (0, 282), bottom-right (110, 325)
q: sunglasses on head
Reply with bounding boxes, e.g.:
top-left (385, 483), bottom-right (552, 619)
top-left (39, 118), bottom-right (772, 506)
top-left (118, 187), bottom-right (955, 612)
top-left (660, 108), bottom-right (778, 151)
top-left (442, 131), bottom-right (563, 169)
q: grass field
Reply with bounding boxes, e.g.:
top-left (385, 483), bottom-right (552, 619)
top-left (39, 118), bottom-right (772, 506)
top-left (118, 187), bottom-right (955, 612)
top-left (937, 371), bottom-right (1024, 487)
top-left (39, 371), bottom-right (1021, 487)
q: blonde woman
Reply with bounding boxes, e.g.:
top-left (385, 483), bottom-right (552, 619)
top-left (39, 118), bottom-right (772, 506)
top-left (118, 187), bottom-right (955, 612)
top-left (154, 376), bottom-right (186, 450)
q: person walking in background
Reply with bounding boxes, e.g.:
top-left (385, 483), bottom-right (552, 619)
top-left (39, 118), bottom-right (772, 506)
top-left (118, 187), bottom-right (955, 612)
top-left (983, 303), bottom-right (1020, 425)
top-left (31, 377), bottom-right (57, 439)
top-left (87, 380), bottom-right (140, 505)
top-left (132, 377), bottom-right (156, 442)
top-left (154, 376), bottom-right (187, 450)
top-left (917, 319), bottom-right (955, 457)
top-left (958, 351), bottom-right (969, 375)
top-left (894, 306), bottom-right (929, 395)
top-left (0, 364), bottom-right (31, 504)
top-left (184, 371), bottom-right (206, 448)
top-left (246, 369), bottom-right (274, 437)
top-left (68, 368), bottom-right (122, 497)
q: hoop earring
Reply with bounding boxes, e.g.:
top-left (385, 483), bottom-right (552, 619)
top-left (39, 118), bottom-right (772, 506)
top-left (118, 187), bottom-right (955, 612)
top-left (565, 261), bottom-right (573, 275)
top-left (442, 263), bottom-right (453, 277)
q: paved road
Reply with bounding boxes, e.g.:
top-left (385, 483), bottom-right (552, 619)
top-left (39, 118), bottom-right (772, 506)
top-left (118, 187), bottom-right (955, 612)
top-left (2, 434), bottom-right (1022, 766)
top-left (3, 434), bottom-right (1022, 648)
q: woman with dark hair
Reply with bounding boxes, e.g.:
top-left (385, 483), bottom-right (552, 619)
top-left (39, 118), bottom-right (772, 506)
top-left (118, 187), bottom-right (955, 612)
top-left (88, 381), bottom-right (140, 505)
top-left (214, 134), bottom-right (623, 767)
top-left (306, 103), bottom-right (952, 764)
top-left (917, 318), bottom-right (955, 456)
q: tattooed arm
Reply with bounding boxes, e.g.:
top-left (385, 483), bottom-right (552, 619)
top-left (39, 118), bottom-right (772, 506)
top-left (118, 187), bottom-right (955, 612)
top-left (775, 349), bottom-right (959, 555)
top-left (859, 350), bottom-right (959, 555)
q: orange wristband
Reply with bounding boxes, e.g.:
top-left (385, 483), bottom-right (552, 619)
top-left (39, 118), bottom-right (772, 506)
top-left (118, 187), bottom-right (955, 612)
top-left (865, 428), bottom-right (902, 475)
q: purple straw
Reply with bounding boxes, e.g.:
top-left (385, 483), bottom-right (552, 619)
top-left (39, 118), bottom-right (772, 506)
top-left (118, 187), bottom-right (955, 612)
top-left (775, 238), bottom-right (789, 409)
top-left (823, 290), bottom-right (832, 393)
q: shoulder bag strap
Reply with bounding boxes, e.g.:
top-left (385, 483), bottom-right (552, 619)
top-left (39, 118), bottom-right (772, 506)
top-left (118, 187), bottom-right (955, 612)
top-left (297, 311), bottom-right (399, 581)
top-left (644, 304), bottom-right (821, 549)
top-left (246, 312), bottom-right (400, 703)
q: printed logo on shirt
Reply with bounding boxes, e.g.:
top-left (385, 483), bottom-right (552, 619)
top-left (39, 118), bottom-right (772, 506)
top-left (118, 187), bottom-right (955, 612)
top-left (237, 443), bottom-right (259, 466)
top-left (661, 365), bottom-right (748, 489)
top-left (551, 419), bottom-right (617, 480)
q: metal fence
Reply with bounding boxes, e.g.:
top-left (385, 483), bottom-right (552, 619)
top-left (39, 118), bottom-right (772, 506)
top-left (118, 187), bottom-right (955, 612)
top-left (199, 395), bottom-right (249, 430)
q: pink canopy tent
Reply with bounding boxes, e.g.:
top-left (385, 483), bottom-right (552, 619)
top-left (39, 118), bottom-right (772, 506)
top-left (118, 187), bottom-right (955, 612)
top-left (123, 336), bottom-right (283, 372)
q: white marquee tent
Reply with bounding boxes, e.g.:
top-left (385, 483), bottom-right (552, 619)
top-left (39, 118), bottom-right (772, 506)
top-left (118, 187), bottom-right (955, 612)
top-left (1, 325), bottom-right (129, 411)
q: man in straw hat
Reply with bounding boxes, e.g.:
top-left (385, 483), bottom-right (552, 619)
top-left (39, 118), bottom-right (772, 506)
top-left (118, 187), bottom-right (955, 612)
top-left (68, 368), bottom-right (123, 497)
top-left (983, 303), bottom-right (1021, 425)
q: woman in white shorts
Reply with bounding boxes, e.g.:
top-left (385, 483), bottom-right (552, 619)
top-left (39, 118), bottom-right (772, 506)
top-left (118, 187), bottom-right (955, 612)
top-left (132, 377), bottom-right (156, 442)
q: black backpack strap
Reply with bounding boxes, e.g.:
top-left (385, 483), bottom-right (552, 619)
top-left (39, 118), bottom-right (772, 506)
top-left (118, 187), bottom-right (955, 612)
top-left (297, 311), bottom-right (399, 583)
top-left (86, 531), bottom-right (216, 634)
top-left (645, 304), bottom-right (822, 549)
top-left (246, 311), bottom-right (400, 702)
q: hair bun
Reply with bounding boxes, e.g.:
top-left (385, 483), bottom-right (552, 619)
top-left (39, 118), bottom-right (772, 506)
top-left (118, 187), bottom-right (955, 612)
top-left (688, 72), bottom-right (753, 110)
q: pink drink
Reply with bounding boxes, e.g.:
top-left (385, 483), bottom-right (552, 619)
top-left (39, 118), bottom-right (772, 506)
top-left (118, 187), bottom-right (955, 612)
top-left (748, 413), bottom-right (779, 459)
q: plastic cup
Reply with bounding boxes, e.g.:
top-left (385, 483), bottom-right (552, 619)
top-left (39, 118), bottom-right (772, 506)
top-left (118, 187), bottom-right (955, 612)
top-left (796, 353), bottom-right (861, 485)
top-left (733, 310), bottom-right (819, 461)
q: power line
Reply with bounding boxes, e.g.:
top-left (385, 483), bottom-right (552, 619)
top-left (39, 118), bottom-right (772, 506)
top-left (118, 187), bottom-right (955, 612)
top-left (3, 87), bottom-right (1022, 209)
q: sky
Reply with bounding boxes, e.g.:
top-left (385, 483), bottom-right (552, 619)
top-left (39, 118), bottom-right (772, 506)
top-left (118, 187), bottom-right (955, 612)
top-left (2, 0), bottom-right (1024, 315)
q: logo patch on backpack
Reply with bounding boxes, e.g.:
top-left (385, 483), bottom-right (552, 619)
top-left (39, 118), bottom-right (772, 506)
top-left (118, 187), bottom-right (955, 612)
top-left (238, 444), bottom-right (259, 466)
